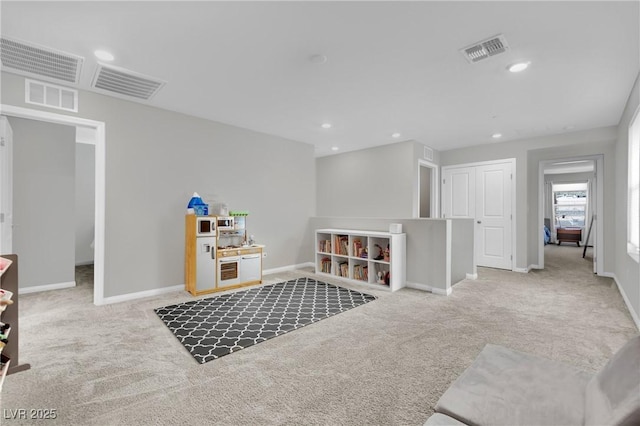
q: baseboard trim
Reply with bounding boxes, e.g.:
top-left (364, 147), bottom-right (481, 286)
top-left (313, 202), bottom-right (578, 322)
top-left (19, 281), bottom-right (76, 294)
top-left (100, 263), bottom-right (315, 306)
top-left (100, 285), bottom-right (184, 305)
top-left (406, 281), bottom-right (452, 296)
top-left (263, 262), bottom-right (315, 275)
top-left (513, 266), bottom-right (530, 273)
top-left (599, 272), bottom-right (640, 331)
top-left (466, 273), bottom-right (478, 280)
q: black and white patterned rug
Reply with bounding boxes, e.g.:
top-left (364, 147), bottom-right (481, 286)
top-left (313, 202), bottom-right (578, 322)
top-left (155, 277), bottom-right (376, 364)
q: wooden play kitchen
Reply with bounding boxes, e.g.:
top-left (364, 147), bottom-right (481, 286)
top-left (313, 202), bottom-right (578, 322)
top-left (185, 212), bottom-right (264, 296)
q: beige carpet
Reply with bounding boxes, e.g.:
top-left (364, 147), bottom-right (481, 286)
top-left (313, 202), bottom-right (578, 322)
top-left (0, 245), bottom-right (637, 425)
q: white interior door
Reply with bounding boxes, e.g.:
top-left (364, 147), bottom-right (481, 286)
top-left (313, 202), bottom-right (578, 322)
top-left (443, 161), bottom-right (513, 270)
top-left (442, 167), bottom-right (475, 218)
top-left (0, 116), bottom-right (13, 255)
top-left (475, 163), bottom-right (512, 269)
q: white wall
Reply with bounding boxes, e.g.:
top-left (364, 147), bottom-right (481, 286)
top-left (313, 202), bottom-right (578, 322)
top-left (10, 117), bottom-right (76, 288)
top-left (75, 142), bottom-right (95, 265)
top-left (614, 72), bottom-right (640, 327)
top-left (2, 71), bottom-right (316, 299)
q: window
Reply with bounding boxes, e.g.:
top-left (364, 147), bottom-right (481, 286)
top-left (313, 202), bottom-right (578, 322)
top-left (628, 106), bottom-right (640, 262)
top-left (553, 183), bottom-right (587, 229)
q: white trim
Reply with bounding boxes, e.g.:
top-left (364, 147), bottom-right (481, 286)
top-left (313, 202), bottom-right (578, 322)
top-left (445, 219), bottom-right (452, 290)
top-left (513, 267), bottom-right (530, 273)
top-left (406, 281), bottom-right (452, 295)
top-left (599, 272), bottom-right (640, 331)
top-left (19, 281), bottom-right (75, 294)
top-left (414, 158), bottom-right (440, 218)
top-left (1, 104), bottom-right (107, 306)
top-left (101, 285), bottom-right (184, 305)
top-left (263, 262), bottom-right (315, 276)
top-left (538, 155), bottom-right (604, 275)
top-left (101, 262), bottom-right (316, 305)
top-left (466, 273), bottom-right (478, 280)
top-left (443, 157), bottom-right (516, 169)
top-left (627, 105), bottom-right (640, 262)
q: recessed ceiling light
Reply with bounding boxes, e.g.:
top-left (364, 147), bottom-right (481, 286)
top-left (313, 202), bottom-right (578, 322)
top-left (507, 61), bottom-right (530, 73)
top-left (391, 132), bottom-right (401, 139)
top-left (492, 133), bottom-right (502, 139)
top-left (321, 123), bottom-right (332, 129)
top-left (331, 146), bottom-right (339, 151)
top-left (94, 50), bottom-right (114, 61)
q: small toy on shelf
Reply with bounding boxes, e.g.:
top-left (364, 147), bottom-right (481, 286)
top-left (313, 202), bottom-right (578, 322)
top-left (374, 244), bottom-right (384, 260)
top-left (361, 247), bottom-right (368, 259)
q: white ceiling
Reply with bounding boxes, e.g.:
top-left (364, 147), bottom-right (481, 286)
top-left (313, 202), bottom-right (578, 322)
top-left (1, 1), bottom-right (638, 157)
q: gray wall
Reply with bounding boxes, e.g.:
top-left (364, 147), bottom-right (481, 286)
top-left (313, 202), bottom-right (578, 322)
top-left (10, 117), bottom-right (76, 288)
top-left (440, 126), bottom-right (617, 271)
top-left (316, 141), bottom-right (415, 217)
top-left (450, 218), bottom-right (475, 284)
top-left (615, 72), bottom-right (640, 325)
top-left (316, 140), bottom-right (441, 218)
top-left (75, 143), bottom-right (95, 265)
top-left (2, 71), bottom-right (315, 298)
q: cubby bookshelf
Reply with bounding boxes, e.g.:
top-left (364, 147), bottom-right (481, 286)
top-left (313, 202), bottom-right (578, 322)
top-left (315, 229), bottom-right (406, 292)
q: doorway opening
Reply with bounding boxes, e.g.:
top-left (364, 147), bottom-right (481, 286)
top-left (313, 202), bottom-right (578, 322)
top-left (1, 104), bottom-right (106, 305)
top-left (415, 159), bottom-right (439, 218)
top-left (538, 155), bottom-right (603, 275)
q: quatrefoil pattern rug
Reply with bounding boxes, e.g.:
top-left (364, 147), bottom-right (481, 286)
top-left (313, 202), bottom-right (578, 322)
top-left (155, 277), bottom-right (376, 364)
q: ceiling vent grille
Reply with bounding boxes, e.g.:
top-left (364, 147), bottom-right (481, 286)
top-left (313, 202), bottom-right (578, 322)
top-left (26, 79), bottom-right (78, 112)
top-left (0, 36), bottom-right (83, 84)
top-left (460, 34), bottom-right (509, 64)
top-left (423, 146), bottom-right (434, 162)
top-left (92, 63), bottom-right (165, 100)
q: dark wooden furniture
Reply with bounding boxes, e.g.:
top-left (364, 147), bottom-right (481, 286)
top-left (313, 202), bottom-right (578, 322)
top-left (557, 228), bottom-right (582, 246)
top-left (1, 255), bottom-right (31, 376)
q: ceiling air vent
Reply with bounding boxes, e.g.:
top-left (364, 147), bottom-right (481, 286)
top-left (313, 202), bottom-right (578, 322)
top-left (0, 36), bottom-right (83, 84)
top-left (92, 63), bottom-right (165, 100)
top-left (423, 146), bottom-right (434, 162)
top-left (460, 34), bottom-right (509, 64)
top-left (26, 79), bottom-right (78, 112)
